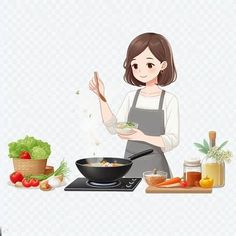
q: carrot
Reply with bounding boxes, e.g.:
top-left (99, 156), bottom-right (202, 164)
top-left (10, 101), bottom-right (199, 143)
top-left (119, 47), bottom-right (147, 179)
top-left (155, 177), bottom-right (181, 186)
top-left (158, 183), bottom-right (181, 188)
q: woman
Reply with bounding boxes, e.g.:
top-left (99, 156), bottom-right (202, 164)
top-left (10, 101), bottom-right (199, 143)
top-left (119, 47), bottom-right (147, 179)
top-left (89, 33), bottom-right (179, 178)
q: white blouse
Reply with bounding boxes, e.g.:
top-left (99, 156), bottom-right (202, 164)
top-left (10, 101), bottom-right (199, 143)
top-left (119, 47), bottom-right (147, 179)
top-left (103, 89), bottom-right (180, 152)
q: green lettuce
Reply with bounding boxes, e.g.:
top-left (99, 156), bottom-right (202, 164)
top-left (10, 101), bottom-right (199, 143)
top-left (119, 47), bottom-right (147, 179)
top-left (31, 146), bottom-right (47, 160)
top-left (8, 136), bottom-right (51, 159)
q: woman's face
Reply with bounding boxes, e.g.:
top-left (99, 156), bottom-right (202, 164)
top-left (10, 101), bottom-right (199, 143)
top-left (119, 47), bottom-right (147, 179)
top-left (131, 47), bottom-right (167, 84)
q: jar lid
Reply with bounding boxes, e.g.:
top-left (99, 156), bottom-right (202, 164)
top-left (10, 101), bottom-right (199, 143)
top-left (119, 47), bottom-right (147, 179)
top-left (184, 159), bottom-right (201, 166)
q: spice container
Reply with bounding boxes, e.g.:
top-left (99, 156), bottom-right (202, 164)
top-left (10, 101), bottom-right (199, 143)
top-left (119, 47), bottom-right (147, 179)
top-left (183, 159), bottom-right (202, 187)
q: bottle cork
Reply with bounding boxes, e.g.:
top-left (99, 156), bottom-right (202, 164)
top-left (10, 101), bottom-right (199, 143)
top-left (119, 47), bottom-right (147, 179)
top-left (209, 131), bottom-right (216, 147)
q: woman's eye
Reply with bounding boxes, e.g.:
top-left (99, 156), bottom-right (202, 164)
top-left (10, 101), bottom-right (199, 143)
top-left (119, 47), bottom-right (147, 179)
top-left (132, 64), bottom-right (138, 69)
top-left (147, 63), bottom-right (154, 68)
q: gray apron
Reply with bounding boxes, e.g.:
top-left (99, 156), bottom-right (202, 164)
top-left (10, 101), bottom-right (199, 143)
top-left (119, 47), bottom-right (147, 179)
top-left (124, 89), bottom-right (171, 178)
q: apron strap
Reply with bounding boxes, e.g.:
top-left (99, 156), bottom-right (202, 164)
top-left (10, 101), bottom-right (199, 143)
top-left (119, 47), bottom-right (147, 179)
top-left (131, 89), bottom-right (141, 108)
top-left (158, 90), bottom-right (165, 110)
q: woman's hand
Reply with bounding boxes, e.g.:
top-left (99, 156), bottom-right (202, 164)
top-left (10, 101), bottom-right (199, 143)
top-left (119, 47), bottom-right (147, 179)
top-left (117, 128), bottom-right (146, 141)
top-left (89, 72), bottom-right (105, 98)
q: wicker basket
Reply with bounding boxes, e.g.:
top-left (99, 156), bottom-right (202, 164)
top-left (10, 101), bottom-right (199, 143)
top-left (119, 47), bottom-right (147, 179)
top-left (13, 159), bottom-right (47, 176)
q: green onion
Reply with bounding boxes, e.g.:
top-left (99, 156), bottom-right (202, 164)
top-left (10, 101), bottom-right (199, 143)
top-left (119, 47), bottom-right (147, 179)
top-left (27, 160), bottom-right (69, 181)
top-left (53, 160), bottom-right (69, 177)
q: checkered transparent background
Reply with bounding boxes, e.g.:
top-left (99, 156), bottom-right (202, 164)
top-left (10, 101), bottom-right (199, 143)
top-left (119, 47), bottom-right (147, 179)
top-left (1, 0), bottom-right (236, 235)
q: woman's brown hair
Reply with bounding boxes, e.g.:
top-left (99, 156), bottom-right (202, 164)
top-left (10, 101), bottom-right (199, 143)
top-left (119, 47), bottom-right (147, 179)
top-left (123, 33), bottom-right (177, 86)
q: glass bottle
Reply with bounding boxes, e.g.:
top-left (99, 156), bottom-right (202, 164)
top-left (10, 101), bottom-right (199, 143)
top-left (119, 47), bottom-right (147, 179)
top-left (183, 159), bottom-right (202, 187)
top-left (201, 131), bottom-right (225, 187)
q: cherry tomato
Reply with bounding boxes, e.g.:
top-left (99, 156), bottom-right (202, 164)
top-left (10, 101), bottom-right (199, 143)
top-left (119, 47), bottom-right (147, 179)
top-left (19, 151), bottom-right (31, 159)
top-left (22, 178), bottom-right (31, 188)
top-left (180, 181), bottom-right (188, 188)
top-left (10, 171), bottom-right (24, 184)
top-left (30, 178), bottom-right (40, 187)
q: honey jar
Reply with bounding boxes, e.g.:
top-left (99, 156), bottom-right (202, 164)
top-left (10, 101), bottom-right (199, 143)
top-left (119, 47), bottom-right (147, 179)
top-left (183, 159), bottom-right (202, 187)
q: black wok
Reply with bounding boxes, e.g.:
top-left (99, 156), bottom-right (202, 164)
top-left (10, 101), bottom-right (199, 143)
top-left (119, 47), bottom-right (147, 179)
top-left (76, 149), bottom-right (153, 183)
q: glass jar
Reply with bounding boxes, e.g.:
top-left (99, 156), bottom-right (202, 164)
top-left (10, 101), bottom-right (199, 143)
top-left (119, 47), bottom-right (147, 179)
top-left (201, 156), bottom-right (225, 188)
top-left (183, 159), bottom-right (202, 187)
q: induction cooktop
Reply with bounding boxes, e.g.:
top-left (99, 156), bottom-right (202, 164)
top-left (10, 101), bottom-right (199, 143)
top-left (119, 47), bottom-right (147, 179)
top-left (64, 178), bottom-right (142, 192)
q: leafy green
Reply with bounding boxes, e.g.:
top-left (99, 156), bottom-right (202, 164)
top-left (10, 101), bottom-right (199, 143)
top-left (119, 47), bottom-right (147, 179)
top-left (198, 148), bottom-right (209, 154)
top-left (218, 141), bottom-right (228, 150)
top-left (203, 139), bottom-right (209, 150)
top-left (31, 147), bottom-right (47, 160)
top-left (8, 142), bottom-right (29, 158)
top-left (194, 137), bottom-right (230, 157)
top-left (8, 135), bottom-right (51, 159)
top-left (194, 143), bottom-right (205, 149)
top-left (117, 122), bottom-right (136, 129)
top-left (194, 141), bottom-right (209, 154)
top-left (26, 174), bottom-right (50, 181)
top-left (19, 136), bottom-right (38, 150)
top-left (126, 121), bottom-right (134, 126)
top-left (34, 139), bottom-right (51, 157)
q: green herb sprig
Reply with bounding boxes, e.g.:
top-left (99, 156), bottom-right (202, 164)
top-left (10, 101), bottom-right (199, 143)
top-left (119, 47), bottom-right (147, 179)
top-left (194, 139), bottom-right (232, 162)
top-left (27, 160), bottom-right (69, 181)
top-left (194, 139), bottom-right (229, 154)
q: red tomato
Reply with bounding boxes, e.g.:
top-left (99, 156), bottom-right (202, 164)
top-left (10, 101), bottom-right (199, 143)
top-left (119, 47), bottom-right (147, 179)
top-left (19, 151), bottom-right (31, 159)
top-left (30, 178), bottom-right (40, 187)
top-left (180, 181), bottom-right (188, 188)
top-left (10, 171), bottom-right (24, 184)
top-left (22, 178), bottom-right (31, 188)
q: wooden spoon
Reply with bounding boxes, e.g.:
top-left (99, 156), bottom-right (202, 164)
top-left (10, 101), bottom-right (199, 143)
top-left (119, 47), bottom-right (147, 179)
top-left (94, 71), bottom-right (107, 102)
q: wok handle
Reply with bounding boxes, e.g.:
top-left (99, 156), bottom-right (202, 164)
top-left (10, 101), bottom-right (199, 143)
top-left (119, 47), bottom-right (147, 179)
top-left (128, 149), bottom-right (153, 161)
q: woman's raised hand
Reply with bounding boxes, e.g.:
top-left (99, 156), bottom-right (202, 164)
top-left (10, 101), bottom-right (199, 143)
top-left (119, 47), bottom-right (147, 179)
top-left (89, 72), bottom-right (111, 123)
top-left (89, 72), bottom-right (105, 99)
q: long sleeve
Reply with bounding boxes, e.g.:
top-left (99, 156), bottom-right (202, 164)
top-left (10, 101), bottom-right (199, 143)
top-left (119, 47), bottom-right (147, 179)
top-left (160, 95), bottom-right (180, 152)
top-left (103, 93), bottom-right (132, 134)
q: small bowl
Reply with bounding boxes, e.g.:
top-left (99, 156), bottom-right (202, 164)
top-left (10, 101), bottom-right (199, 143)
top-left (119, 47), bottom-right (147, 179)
top-left (143, 171), bottom-right (167, 186)
top-left (115, 122), bottom-right (138, 135)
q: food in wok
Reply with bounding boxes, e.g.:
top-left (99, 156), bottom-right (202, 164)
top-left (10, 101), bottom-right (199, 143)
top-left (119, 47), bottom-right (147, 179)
top-left (83, 160), bottom-right (125, 167)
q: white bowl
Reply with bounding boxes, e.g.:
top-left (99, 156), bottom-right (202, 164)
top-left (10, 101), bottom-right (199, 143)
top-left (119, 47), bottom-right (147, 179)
top-left (115, 122), bottom-right (138, 135)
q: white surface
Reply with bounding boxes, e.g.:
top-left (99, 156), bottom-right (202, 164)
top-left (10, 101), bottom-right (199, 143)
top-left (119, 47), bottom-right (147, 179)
top-left (1, 0), bottom-right (236, 235)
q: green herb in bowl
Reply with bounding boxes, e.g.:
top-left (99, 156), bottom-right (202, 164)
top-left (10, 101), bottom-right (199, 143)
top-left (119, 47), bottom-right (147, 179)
top-left (115, 122), bottom-right (138, 135)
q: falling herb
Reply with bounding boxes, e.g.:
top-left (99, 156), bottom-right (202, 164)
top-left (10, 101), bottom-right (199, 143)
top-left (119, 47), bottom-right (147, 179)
top-left (95, 141), bottom-right (100, 146)
top-left (89, 114), bottom-right (92, 118)
top-left (76, 90), bottom-right (80, 95)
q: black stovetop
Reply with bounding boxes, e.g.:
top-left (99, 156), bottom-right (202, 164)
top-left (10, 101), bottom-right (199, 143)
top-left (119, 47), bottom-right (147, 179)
top-left (64, 178), bottom-right (142, 192)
